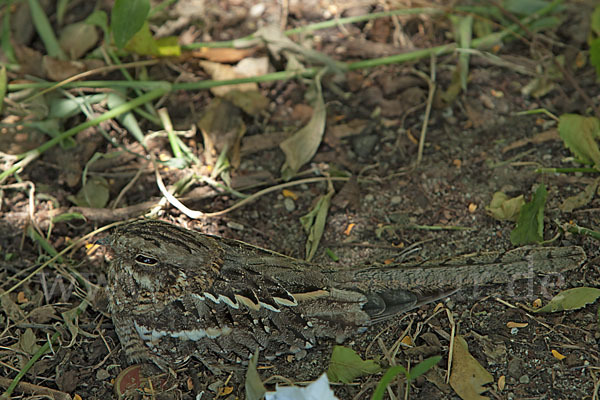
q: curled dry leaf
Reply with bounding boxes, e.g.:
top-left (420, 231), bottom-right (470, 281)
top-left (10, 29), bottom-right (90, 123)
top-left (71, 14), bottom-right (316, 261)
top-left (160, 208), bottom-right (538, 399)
top-left (485, 192), bottom-right (524, 222)
top-left (506, 321), bottom-right (528, 329)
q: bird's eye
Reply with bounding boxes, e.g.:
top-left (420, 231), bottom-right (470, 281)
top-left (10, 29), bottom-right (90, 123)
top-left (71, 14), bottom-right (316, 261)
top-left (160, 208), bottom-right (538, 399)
top-left (135, 254), bottom-right (158, 265)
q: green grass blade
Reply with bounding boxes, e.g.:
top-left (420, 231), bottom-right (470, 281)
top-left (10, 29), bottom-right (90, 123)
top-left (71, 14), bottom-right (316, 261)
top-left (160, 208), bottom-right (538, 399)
top-left (27, 0), bottom-right (67, 59)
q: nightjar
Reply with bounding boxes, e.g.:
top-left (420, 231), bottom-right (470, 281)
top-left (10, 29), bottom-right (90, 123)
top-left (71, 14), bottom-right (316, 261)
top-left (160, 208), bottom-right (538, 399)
top-left (101, 219), bottom-right (585, 370)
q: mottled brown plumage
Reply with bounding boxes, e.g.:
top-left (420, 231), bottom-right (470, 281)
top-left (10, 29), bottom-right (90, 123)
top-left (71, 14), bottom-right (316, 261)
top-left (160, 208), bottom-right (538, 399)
top-left (102, 219), bottom-right (585, 370)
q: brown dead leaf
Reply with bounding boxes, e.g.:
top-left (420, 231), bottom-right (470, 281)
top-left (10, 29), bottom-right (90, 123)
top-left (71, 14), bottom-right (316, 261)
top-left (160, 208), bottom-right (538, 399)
top-left (369, 17), bottom-right (392, 43)
top-left (449, 335), bottom-right (493, 400)
top-left (291, 103), bottom-right (315, 125)
top-left (498, 375), bottom-right (506, 391)
top-left (280, 80), bottom-right (326, 180)
top-left (56, 369), bottom-right (79, 393)
top-left (472, 333), bottom-right (507, 365)
top-left (199, 60), bottom-right (258, 97)
top-left (223, 89), bottom-right (269, 116)
top-left (13, 44), bottom-right (45, 77)
top-left (197, 98), bottom-right (246, 166)
top-left (1, 293), bottom-right (26, 322)
top-left (19, 328), bottom-right (41, 355)
top-left (345, 39), bottom-right (403, 58)
top-left (17, 291), bottom-right (28, 303)
top-left (192, 47), bottom-right (255, 63)
top-left (560, 177), bottom-right (599, 212)
top-left (506, 321), bottom-right (528, 328)
top-left (27, 304), bottom-right (59, 324)
top-left (43, 56), bottom-right (87, 81)
top-left (332, 175), bottom-right (360, 210)
top-left (425, 366), bottom-right (453, 394)
top-left (501, 129), bottom-right (560, 153)
top-left (241, 131), bottom-right (291, 155)
top-left (324, 119), bottom-right (369, 147)
top-left (234, 56), bottom-right (270, 77)
top-left (59, 22), bottom-right (99, 59)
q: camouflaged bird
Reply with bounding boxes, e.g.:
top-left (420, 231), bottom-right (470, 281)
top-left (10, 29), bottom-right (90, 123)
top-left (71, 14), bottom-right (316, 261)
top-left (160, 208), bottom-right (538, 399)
top-left (101, 219), bottom-right (585, 370)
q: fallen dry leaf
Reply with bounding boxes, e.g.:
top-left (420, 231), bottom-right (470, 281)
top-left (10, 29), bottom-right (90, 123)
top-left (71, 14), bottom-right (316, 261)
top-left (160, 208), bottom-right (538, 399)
top-left (498, 375), bottom-right (506, 391)
top-left (192, 47), bottom-right (255, 63)
top-left (199, 60), bottom-right (258, 96)
top-left (449, 335), bottom-right (493, 400)
top-left (506, 321), bottom-right (528, 329)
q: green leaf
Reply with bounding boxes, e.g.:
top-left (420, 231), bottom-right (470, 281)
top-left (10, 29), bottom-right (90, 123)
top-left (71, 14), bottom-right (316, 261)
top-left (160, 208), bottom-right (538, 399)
top-left (85, 10), bottom-right (109, 40)
top-left (591, 4), bottom-right (600, 36)
top-left (56, 0), bottom-right (69, 25)
top-left (510, 184), bottom-right (546, 245)
top-left (371, 365), bottom-right (408, 400)
top-left (27, 225), bottom-right (61, 261)
top-left (504, 0), bottom-right (551, 16)
top-left (371, 356), bottom-right (441, 400)
top-left (69, 176), bottom-right (110, 208)
top-left (107, 92), bottom-right (144, 144)
top-left (325, 248), bottom-right (339, 262)
top-left (49, 94), bottom-right (108, 119)
top-left (558, 113), bottom-right (600, 167)
top-left (0, 65), bottom-right (6, 113)
top-left (245, 349), bottom-right (267, 400)
top-left (535, 287), bottom-right (600, 313)
top-left (590, 38), bottom-right (600, 79)
top-left (327, 346), bottom-right (381, 384)
top-left (2, 6), bottom-right (17, 63)
top-left (124, 21), bottom-right (180, 56)
top-left (111, 0), bottom-right (150, 49)
top-left (154, 36), bottom-right (181, 57)
top-left (27, 0), bottom-right (67, 59)
top-left (300, 189), bottom-right (334, 262)
top-left (408, 355), bottom-right (442, 380)
top-left (449, 14), bottom-right (473, 91)
top-left (51, 213), bottom-right (86, 224)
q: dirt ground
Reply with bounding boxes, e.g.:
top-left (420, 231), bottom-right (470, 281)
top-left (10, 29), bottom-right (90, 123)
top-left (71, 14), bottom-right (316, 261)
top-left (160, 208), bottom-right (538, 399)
top-left (1, 0), bottom-right (600, 399)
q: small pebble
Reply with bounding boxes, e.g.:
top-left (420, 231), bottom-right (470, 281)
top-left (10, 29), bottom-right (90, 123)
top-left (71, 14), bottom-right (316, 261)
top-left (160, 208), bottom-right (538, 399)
top-left (294, 349), bottom-right (308, 360)
top-left (390, 196), bottom-right (402, 205)
top-left (364, 194), bottom-right (375, 202)
top-left (507, 358), bottom-right (524, 378)
top-left (519, 375), bottom-right (530, 384)
top-left (352, 134), bottom-right (378, 157)
top-left (284, 197), bottom-right (296, 212)
top-left (208, 380), bottom-right (224, 393)
top-left (96, 369), bottom-right (110, 380)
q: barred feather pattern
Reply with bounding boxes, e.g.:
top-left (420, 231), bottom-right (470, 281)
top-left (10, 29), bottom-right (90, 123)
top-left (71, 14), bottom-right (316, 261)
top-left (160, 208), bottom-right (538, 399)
top-left (102, 219), bottom-right (585, 370)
